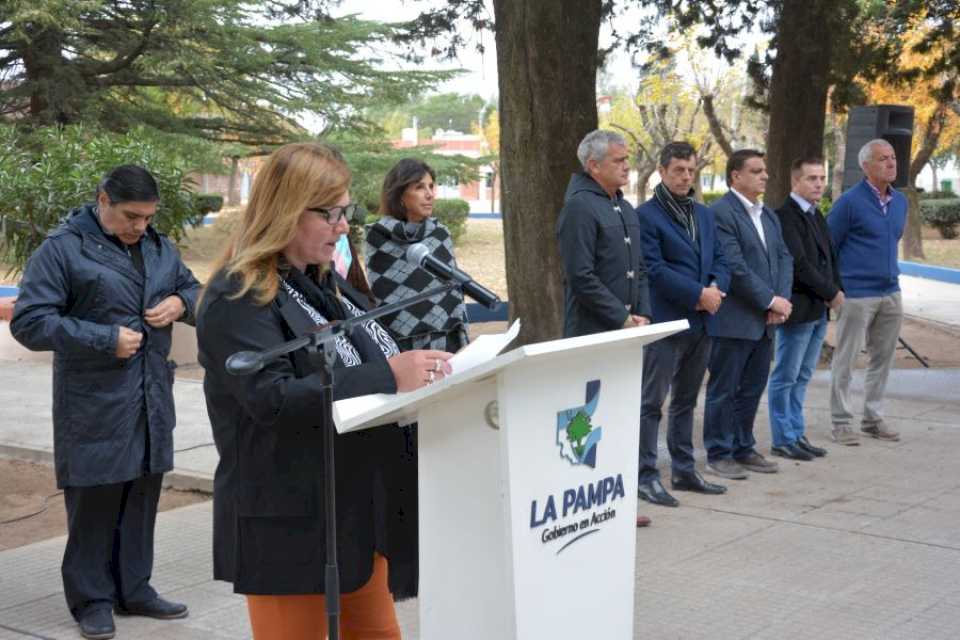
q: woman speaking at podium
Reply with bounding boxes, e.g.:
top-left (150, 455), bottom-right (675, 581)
top-left (196, 142), bottom-right (451, 639)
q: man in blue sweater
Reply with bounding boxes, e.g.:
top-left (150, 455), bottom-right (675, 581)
top-left (827, 139), bottom-right (907, 444)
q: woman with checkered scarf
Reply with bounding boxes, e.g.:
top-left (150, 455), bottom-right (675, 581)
top-left (364, 159), bottom-right (470, 353)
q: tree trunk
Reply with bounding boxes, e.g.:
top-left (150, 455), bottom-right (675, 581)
top-left (764, 0), bottom-right (837, 206)
top-left (702, 94), bottom-right (734, 158)
top-left (830, 112), bottom-right (846, 201)
top-left (493, 0), bottom-right (603, 345)
top-left (931, 163), bottom-right (938, 192)
top-left (902, 102), bottom-right (948, 261)
top-left (902, 187), bottom-right (925, 260)
top-left (227, 156), bottom-right (242, 206)
top-left (637, 166), bottom-right (656, 203)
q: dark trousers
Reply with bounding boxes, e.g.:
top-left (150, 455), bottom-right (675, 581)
top-left (638, 329), bottom-right (712, 482)
top-left (62, 473), bottom-right (162, 619)
top-left (703, 335), bottom-right (773, 463)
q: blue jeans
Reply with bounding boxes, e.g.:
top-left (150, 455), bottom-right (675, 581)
top-left (704, 335), bottom-right (773, 463)
top-left (767, 315), bottom-right (827, 447)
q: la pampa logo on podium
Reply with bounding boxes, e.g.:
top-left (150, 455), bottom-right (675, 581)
top-left (556, 380), bottom-right (603, 468)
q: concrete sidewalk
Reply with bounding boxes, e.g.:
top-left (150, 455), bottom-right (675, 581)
top-left (2, 364), bottom-right (960, 638)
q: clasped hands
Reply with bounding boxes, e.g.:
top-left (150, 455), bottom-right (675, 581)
top-left (115, 295), bottom-right (186, 358)
top-left (695, 284), bottom-right (726, 315)
top-left (766, 296), bottom-right (793, 325)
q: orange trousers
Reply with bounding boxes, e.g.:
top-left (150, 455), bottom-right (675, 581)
top-left (246, 554), bottom-right (401, 640)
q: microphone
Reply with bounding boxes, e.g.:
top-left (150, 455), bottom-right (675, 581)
top-left (405, 243), bottom-right (502, 310)
top-left (225, 350), bottom-right (266, 375)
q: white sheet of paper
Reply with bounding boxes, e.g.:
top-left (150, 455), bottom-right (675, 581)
top-left (333, 320), bottom-right (521, 429)
top-left (448, 319), bottom-right (521, 375)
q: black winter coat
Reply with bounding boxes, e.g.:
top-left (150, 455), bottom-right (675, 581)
top-left (10, 204), bottom-right (201, 488)
top-left (196, 268), bottom-right (418, 598)
top-left (775, 196), bottom-right (844, 324)
top-left (557, 173), bottom-right (652, 338)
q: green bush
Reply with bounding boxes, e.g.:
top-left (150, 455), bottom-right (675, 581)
top-left (0, 124), bottom-right (216, 273)
top-left (919, 190), bottom-right (957, 201)
top-left (196, 193), bottom-right (224, 215)
top-left (919, 198), bottom-right (960, 239)
top-left (432, 198), bottom-right (470, 244)
top-left (701, 191), bottom-right (725, 206)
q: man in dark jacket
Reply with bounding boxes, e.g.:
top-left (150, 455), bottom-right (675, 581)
top-left (11, 166), bottom-right (200, 639)
top-left (635, 142), bottom-right (730, 508)
top-left (703, 150), bottom-right (794, 481)
top-left (768, 157), bottom-right (843, 461)
top-left (557, 129), bottom-right (653, 527)
top-left (557, 129), bottom-right (652, 339)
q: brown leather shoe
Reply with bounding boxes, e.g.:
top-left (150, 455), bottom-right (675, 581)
top-left (861, 421), bottom-right (900, 441)
top-left (735, 451), bottom-right (779, 473)
top-left (636, 515), bottom-right (652, 528)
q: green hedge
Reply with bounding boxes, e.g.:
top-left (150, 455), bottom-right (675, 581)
top-left (432, 198), bottom-right (470, 244)
top-left (701, 192), bottom-right (724, 205)
top-left (0, 124), bottom-right (218, 273)
top-left (919, 198), bottom-right (960, 239)
top-left (919, 190), bottom-right (957, 201)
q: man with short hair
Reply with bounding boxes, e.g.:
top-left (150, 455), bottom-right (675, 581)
top-left (557, 129), bottom-right (652, 338)
top-left (635, 141), bottom-right (730, 507)
top-left (703, 150), bottom-right (794, 480)
top-left (768, 157), bottom-right (843, 460)
top-left (827, 139), bottom-right (907, 444)
top-left (558, 129), bottom-right (653, 527)
top-left (12, 165), bottom-right (199, 639)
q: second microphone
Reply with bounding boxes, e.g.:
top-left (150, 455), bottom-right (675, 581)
top-left (405, 243), bottom-right (502, 311)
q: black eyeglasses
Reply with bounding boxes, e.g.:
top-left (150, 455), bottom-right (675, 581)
top-left (305, 202), bottom-right (361, 225)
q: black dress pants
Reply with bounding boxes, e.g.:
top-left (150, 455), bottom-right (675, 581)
top-left (62, 473), bottom-right (162, 619)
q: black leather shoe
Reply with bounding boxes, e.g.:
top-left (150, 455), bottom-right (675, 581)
top-left (79, 608), bottom-right (115, 640)
top-left (771, 443), bottom-right (814, 461)
top-left (115, 596), bottom-right (188, 620)
top-left (671, 470), bottom-right (727, 495)
top-left (637, 478), bottom-right (679, 507)
top-left (797, 436), bottom-right (828, 457)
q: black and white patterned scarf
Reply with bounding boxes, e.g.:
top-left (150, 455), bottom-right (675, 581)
top-left (364, 216), bottom-right (469, 352)
top-left (281, 268), bottom-right (400, 367)
top-left (654, 182), bottom-right (698, 245)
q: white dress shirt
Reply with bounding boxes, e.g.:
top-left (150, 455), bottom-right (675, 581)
top-left (790, 192), bottom-right (815, 214)
top-left (732, 188), bottom-right (766, 248)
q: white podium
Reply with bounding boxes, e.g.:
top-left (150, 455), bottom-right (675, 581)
top-left (335, 320), bottom-right (687, 639)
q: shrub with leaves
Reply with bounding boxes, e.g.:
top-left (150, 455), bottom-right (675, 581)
top-left (0, 124), bottom-right (222, 274)
top-left (919, 199), bottom-right (960, 240)
top-left (432, 198), bottom-right (470, 244)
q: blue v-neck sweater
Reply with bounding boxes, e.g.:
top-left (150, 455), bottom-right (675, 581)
top-left (827, 180), bottom-right (907, 298)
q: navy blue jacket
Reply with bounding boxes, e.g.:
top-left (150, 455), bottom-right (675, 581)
top-left (11, 204), bottom-right (201, 488)
top-left (708, 191), bottom-right (793, 340)
top-left (557, 173), bottom-right (652, 338)
top-left (636, 196), bottom-right (730, 333)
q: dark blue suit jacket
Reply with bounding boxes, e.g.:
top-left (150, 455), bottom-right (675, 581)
top-left (636, 197), bottom-right (730, 333)
top-left (708, 191), bottom-right (793, 340)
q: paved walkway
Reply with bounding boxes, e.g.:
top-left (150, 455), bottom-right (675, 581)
top-left (1, 271), bottom-right (959, 638)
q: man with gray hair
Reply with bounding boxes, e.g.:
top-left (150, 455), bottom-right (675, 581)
top-left (557, 129), bottom-right (653, 527)
top-left (557, 129), bottom-right (652, 338)
top-left (827, 138), bottom-right (907, 444)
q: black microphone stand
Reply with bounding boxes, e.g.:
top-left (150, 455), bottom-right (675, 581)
top-left (226, 282), bottom-right (456, 640)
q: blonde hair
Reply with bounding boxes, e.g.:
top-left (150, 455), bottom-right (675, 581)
top-left (210, 142), bottom-right (351, 305)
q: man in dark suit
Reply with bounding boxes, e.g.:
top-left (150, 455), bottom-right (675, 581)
top-left (704, 149), bottom-right (794, 480)
top-left (768, 157), bottom-right (843, 461)
top-left (635, 141), bottom-right (731, 507)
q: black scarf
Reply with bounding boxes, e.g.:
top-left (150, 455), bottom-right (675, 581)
top-left (654, 182), bottom-right (697, 244)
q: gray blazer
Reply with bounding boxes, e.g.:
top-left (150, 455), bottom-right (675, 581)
top-left (707, 191), bottom-right (793, 340)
